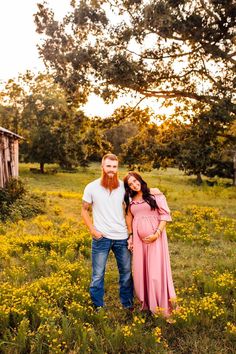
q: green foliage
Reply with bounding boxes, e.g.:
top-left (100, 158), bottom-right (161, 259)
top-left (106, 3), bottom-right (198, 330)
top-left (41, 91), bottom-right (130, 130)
top-left (106, 122), bottom-right (138, 155)
top-left (33, 0), bottom-right (236, 183)
top-left (168, 205), bottom-right (236, 244)
top-left (20, 74), bottom-right (75, 172)
top-left (0, 178), bottom-right (26, 203)
top-left (1, 73), bottom-right (112, 171)
top-left (205, 121), bottom-right (236, 180)
top-left (0, 104), bottom-right (16, 131)
top-left (121, 103), bottom-right (235, 183)
top-left (0, 179), bottom-right (26, 215)
top-left (105, 106), bottom-right (151, 155)
top-left (165, 104), bottom-right (235, 183)
top-left (0, 165), bottom-right (235, 353)
top-left (9, 193), bottom-right (46, 221)
top-left (0, 76), bottom-right (27, 134)
top-left (76, 121), bottom-right (112, 165)
top-left (35, 0), bottom-right (235, 110)
top-left (121, 123), bottom-right (160, 170)
top-left (0, 178), bottom-right (45, 222)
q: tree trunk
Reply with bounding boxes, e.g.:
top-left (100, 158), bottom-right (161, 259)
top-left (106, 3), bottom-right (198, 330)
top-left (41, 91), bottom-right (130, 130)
top-left (196, 172), bottom-right (203, 185)
top-left (40, 162), bottom-right (45, 174)
top-left (233, 152), bottom-right (236, 186)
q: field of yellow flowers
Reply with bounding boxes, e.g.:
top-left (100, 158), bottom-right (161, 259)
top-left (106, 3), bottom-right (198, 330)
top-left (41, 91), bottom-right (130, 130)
top-left (0, 164), bottom-right (235, 353)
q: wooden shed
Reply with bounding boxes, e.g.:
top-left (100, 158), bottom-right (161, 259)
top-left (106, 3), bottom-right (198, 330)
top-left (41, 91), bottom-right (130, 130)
top-left (0, 127), bottom-right (22, 188)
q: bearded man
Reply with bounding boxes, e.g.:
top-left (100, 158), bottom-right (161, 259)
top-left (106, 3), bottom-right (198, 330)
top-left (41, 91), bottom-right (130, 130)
top-left (81, 153), bottom-right (160, 310)
top-left (81, 153), bottom-right (134, 310)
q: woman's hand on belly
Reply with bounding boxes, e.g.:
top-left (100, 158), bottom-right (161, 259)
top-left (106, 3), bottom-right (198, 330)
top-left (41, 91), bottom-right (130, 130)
top-left (142, 232), bottom-right (160, 244)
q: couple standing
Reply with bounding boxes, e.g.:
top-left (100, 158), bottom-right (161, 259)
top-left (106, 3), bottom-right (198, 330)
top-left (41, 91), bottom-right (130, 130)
top-left (81, 153), bottom-right (176, 315)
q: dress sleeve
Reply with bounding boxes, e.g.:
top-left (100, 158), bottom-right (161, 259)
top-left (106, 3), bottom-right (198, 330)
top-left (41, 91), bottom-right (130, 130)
top-left (155, 194), bottom-right (172, 221)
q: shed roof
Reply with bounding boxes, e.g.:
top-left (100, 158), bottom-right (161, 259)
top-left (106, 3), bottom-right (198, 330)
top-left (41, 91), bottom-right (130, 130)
top-left (0, 127), bottom-right (23, 139)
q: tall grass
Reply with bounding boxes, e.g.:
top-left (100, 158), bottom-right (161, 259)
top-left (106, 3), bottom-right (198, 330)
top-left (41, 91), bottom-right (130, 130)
top-left (0, 163), bottom-right (235, 353)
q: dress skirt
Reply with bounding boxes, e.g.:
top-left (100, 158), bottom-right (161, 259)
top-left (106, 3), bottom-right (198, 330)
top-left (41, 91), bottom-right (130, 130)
top-left (130, 194), bottom-right (176, 315)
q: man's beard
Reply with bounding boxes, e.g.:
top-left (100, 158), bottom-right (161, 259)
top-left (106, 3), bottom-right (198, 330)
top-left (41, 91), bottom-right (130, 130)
top-left (101, 171), bottom-right (119, 191)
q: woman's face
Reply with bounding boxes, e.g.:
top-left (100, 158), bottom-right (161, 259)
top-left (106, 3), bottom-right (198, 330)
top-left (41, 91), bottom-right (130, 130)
top-left (127, 175), bottom-right (141, 192)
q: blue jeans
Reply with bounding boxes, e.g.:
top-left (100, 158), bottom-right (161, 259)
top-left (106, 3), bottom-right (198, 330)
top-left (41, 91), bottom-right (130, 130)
top-left (90, 237), bottom-right (133, 308)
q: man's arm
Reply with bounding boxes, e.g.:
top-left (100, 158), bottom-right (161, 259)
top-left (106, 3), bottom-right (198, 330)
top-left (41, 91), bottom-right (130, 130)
top-left (81, 200), bottom-right (103, 239)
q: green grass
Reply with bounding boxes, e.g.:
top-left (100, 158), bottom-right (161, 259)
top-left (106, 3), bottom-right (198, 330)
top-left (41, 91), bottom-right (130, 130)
top-left (20, 163), bottom-right (236, 217)
top-left (0, 163), bottom-right (235, 353)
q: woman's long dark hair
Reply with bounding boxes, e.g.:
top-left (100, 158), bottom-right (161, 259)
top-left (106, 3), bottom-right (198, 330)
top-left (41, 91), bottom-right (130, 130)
top-left (123, 172), bottom-right (158, 214)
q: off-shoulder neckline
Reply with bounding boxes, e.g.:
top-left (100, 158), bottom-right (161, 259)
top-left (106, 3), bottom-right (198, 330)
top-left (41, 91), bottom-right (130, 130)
top-left (130, 193), bottom-right (164, 205)
top-left (130, 199), bottom-right (145, 205)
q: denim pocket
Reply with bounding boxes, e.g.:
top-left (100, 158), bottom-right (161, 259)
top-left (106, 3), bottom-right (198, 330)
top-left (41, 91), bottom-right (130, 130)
top-left (93, 236), bottom-right (104, 242)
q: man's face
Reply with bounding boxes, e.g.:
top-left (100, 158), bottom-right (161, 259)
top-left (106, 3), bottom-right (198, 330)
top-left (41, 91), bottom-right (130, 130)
top-left (102, 158), bottom-right (118, 178)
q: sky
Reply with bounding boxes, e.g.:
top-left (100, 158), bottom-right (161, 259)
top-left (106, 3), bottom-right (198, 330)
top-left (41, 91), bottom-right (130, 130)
top-left (0, 1), bottom-right (71, 81)
top-left (0, 0), bottom-right (174, 118)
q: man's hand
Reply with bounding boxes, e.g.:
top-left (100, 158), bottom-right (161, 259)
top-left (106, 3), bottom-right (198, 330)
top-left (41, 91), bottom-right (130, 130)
top-left (127, 237), bottom-right (133, 252)
top-left (81, 200), bottom-right (103, 240)
top-left (150, 187), bottom-right (162, 195)
top-left (91, 228), bottom-right (103, 240)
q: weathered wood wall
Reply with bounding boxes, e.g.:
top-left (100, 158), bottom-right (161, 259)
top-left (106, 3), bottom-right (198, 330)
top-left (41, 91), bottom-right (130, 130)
top-left (0, 132), bottom-right (19, 188)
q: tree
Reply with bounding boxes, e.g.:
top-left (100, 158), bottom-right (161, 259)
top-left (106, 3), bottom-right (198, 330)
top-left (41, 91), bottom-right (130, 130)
top-left (105, 122), bottom-right (138, 155)
top-left (34, 0), bottom-right (235, 181)
top-left (205, 121), bottom-right (236, 184)
top-left (23, 73), bottom-right (112, 170)
top-left (170, 103), bottom-right (234, 184)
top-left (21, 74), bottom-right (70, 172)
top-left (103, 106), bottom-right (152, 155)
top-left (121, 123), bottom-right (162, 170)
top-left (0, 75), bottom-right (28, 133)
top-left (35, 0), bottom-right (235, 113)
top-left (1, 72), bottom-right (111, 171)
top-left (78, 125), bottom-right (112, 166)
top-left (121, 102), bottom-right (236, 184)
top-left (0, 104), bottom-right (13, 129)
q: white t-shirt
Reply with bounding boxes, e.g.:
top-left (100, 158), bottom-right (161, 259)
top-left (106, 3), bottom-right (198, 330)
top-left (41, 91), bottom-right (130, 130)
top-left (82, 178), bottom-right (128, 240)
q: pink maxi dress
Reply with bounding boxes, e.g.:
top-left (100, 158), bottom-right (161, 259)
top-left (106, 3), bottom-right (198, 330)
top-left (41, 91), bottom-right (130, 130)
top-left (130, 194), bottom-right (176, 315)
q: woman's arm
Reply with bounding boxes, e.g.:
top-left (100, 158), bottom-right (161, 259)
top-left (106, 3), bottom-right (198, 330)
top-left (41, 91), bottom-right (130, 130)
top-left (125, 208), bottom-right (134, 251)
top-left (150, 187), bottom-right (162, 195)
top-left (125, 208), bottom-right (133, 234)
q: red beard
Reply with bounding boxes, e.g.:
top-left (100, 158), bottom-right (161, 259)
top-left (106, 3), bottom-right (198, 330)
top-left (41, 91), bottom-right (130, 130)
top-left (101, 171), bottom-right (119, 191)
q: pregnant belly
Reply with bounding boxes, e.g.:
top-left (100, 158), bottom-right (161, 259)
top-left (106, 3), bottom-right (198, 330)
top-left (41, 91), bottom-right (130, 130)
top-left (136, 217), bottom-right (159, 240)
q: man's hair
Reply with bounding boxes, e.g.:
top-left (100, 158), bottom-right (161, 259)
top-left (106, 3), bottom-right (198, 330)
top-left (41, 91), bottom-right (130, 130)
top-left (102, 153), bottom-right (118, 164)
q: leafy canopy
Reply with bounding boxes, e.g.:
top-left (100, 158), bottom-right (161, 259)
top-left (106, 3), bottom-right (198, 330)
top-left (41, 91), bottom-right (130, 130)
top-left (35, 0), bottom-right (235, 111)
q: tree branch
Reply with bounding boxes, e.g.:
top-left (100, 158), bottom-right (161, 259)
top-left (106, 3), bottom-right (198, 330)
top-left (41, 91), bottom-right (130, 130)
top-left (200, 57), bottom-right (220, 87)
top-left (200, 41), bottom-right (236, 65)
top-left (124, 46), bottom-right (202, 61)
top-left (228, 51), bottom-right (236, 58)
top-left (199, 0), bottom-right (221, 22)
top-left (136, 88), bottom-right (219, 104)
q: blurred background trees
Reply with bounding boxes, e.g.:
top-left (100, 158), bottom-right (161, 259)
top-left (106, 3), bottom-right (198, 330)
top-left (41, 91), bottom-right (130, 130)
top-left (0, 0), bottom-right (235, 183)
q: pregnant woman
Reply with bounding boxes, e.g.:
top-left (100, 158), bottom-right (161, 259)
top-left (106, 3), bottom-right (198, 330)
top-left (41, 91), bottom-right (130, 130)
top-left (123, 172), bottom-right (176, 316)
